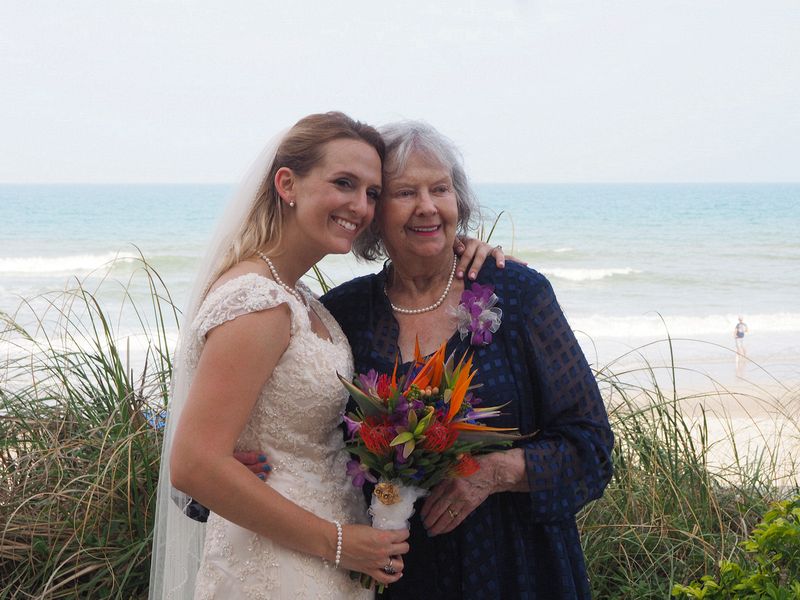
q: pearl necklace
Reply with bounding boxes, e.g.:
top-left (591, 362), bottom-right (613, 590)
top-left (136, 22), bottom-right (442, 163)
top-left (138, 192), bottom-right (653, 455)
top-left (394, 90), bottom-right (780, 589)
top-left (385, 255), bottom-right (457, 315)
top-left (256, 251), bottom-right (309, 309)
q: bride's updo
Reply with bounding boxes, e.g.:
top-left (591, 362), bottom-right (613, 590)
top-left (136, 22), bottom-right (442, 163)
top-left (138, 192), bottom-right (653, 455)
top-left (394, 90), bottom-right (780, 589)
top-left (220, 111), bottom-right (384, 275)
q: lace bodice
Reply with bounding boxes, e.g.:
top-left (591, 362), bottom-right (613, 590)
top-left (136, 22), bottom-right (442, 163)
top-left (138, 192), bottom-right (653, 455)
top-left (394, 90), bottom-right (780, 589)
top-left (188, 273), bottom-right (370, 599)
top-left (186, 273), bottom-right (356, 508)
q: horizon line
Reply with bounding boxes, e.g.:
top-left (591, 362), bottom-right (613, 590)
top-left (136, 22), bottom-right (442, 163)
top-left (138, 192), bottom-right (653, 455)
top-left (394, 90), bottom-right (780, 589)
top-left (2, 180), bottom-right (799, 186)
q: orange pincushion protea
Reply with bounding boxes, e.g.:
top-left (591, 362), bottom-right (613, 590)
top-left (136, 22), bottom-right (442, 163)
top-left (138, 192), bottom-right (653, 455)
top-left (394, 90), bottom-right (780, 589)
top-left (422, 420), bottom-right (457, 453)
top-left (376, 374), bottom-right (392, 400)
top-left (359, 418), bottom-right (394, 456)
top-left (453, 454), bottom-right (480, 477)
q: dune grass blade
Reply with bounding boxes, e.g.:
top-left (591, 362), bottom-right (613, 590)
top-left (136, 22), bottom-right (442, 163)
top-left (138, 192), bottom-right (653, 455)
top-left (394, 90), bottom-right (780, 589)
top-left (0, 257), bottom-right (175, 599)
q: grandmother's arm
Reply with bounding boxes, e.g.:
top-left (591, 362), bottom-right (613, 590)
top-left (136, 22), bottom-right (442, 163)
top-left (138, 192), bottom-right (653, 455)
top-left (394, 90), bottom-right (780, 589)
top-left (517, 274), bottom-right (614, 522)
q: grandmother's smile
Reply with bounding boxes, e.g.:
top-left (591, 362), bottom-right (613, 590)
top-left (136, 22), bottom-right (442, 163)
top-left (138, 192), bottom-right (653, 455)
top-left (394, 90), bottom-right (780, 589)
top-left (407, 224), bottom-right (441, 236)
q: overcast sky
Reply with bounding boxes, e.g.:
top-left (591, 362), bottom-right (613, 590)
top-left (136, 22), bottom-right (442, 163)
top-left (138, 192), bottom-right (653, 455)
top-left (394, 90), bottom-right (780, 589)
top-left (2, 0), bottom-right (798, 183)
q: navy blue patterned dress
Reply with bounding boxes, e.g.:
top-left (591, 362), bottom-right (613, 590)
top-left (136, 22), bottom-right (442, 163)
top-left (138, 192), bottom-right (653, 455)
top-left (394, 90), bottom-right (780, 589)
top-left (321, 259), bottom-right (614, 600)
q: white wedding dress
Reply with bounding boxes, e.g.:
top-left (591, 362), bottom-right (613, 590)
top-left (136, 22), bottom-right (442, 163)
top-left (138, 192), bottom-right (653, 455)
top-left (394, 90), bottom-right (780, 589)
top-left (186, 273), bottom-right (372, 600)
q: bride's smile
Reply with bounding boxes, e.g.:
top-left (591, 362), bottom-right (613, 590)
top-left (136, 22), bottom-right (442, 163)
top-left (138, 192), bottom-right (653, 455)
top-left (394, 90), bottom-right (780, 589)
top-left (277, 137), bottom-right (382, 262)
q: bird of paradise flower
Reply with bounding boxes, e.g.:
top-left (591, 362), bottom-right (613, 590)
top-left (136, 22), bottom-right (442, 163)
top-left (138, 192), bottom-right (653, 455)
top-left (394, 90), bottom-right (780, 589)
top-left (338, 340), bottom-right (520, 490)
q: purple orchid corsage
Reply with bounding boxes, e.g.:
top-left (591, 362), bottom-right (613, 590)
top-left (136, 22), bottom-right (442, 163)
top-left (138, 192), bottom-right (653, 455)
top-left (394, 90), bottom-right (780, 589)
top-left (450, 282), bottom-right (503, 346)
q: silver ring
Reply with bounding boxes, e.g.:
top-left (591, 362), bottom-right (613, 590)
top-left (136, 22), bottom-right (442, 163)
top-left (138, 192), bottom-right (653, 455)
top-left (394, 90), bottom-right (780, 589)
top-left (492, 244), bottom-right (503, 253)
top-left (382, 557), bottom-right (396, 575)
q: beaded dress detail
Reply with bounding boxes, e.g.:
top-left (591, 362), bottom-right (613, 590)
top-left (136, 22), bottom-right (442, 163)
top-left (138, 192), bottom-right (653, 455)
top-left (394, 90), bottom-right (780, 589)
top-left (189, 273), bottom-right (370, 600)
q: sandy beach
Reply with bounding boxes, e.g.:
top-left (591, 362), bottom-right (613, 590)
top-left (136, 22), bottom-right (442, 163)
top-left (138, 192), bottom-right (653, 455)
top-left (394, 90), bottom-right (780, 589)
top-left (606, 367), bottom-right (800, 487)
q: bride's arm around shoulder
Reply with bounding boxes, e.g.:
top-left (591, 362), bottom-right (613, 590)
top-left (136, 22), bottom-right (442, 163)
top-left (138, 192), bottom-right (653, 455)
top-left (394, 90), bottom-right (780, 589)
top-left (169, 264), bottom-right (409, 584)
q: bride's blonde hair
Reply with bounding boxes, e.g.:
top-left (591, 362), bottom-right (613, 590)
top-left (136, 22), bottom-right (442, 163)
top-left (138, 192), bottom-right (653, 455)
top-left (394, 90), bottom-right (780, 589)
top-left (215, 111), bottom-right (384, 279)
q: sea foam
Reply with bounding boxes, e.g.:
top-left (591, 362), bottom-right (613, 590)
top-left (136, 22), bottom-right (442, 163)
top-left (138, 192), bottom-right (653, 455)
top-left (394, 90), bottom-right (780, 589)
top-left (541, 267), bottom-right (640, 282)
top-left (0, 252), bottom-right (138, 274)
top-left (570, 312), bottom-right (800, 338)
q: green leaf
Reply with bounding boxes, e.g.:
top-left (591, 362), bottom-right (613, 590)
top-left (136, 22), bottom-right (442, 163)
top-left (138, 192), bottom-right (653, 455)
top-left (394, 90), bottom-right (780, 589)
top-left (414, 408), bottom-right (435, 435)
top-left (390, 431), bottom-right (415, 446)
top-left (337, 373), bottom-right (385, 417)
top-left (402, 439), bottom-right (416, 458)
top-left (443, 388), bottom-right (452, 405)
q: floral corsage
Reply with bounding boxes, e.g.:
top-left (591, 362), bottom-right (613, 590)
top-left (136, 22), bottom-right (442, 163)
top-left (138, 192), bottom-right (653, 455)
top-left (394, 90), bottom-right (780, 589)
top-left (450, 283), bottom-right (502, 346)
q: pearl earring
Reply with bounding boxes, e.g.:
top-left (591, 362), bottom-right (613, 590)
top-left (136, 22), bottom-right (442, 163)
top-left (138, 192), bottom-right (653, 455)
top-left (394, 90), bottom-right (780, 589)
top-left (289, 201), bottom-right (295, 208)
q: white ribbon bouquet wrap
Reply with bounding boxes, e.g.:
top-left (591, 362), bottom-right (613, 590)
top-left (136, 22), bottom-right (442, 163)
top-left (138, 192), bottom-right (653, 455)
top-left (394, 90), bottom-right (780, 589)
top-left (369, 480), bottom-right (428, 530)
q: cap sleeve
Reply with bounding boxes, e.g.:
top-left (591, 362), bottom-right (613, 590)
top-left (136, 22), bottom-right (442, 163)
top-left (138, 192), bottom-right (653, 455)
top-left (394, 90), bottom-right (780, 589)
top-left (191, 273), bottom-right (300, 341)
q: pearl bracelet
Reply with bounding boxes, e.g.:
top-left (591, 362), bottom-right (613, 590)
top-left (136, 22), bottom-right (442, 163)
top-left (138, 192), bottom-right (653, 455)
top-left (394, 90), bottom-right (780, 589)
top-left (333, 520), bottom-right (343, 568)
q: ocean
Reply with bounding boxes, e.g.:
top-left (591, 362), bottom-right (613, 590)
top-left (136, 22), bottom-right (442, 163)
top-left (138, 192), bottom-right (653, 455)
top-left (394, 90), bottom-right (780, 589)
top-left (2, 183), bottom-right (798, 391)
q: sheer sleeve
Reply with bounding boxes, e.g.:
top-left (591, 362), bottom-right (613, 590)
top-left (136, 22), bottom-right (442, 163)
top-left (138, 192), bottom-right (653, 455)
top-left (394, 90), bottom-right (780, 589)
top-left (516, 273), bottom-right (614, 522)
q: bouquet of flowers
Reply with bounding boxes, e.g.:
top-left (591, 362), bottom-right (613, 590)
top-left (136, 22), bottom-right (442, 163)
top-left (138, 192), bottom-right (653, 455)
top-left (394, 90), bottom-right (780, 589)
top-left (339, 341), bottom-right (520, 553)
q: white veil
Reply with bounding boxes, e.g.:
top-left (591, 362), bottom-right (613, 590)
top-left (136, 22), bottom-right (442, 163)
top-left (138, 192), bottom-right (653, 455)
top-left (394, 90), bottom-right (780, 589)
top-left (149, 129), bottom-right (287, 599)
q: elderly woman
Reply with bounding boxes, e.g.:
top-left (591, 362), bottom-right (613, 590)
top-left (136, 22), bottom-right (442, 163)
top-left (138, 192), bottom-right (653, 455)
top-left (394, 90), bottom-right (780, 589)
top-left (319, 121), bottom-right (614, 599)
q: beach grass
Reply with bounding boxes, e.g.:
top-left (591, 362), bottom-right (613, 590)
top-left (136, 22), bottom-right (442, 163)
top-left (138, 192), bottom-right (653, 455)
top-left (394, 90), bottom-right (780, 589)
top-left (0, 258), bottom-right (176, 599)
top-left (581, 347), bottom-right (799, 598)
top-left (1, 261), bottom-right (798, 598)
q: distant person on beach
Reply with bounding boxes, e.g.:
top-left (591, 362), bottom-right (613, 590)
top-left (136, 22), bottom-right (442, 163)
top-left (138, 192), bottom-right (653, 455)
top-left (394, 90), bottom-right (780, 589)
top-left (734, 316), bottom-right (749, 378)
top-left (734, 315), bottom-right (749, 355)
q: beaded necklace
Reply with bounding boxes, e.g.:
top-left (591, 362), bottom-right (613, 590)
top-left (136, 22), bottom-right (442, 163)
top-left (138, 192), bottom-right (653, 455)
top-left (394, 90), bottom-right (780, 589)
top-left (385, 254), bottom-right (457, 315)
top-left (256, 251), bottom-right (309, 309)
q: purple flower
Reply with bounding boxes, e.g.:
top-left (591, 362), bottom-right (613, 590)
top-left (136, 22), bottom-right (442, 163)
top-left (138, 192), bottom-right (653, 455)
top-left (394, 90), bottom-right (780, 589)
top-left (394, 446), bottom-right (408, 465)
top-left (467, 392), bottom-right (482, 406)
top-left (342, 414), bottom-right (361, 439)
top-left (464, 282), bottom-right (494, 305)
top-left (389, 401), bottom-right (410, 427)
top-left (470, 325), bottom-right (492, 346)
top-left (450, 283), bottom-right (503, 346)
top-left (394, 395), bottom-right (409, 414)
top-left (357, 369), bottom-right (379, 393)
top-left (346, 458), bottom-right (377, 488)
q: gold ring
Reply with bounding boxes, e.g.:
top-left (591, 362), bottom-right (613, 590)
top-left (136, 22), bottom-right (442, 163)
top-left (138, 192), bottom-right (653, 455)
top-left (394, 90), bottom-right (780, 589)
top-left (447, 508), bottom-right (459, 519)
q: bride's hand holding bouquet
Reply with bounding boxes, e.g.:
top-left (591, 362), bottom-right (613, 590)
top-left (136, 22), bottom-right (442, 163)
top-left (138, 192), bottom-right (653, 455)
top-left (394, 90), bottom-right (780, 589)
top-left (335, 523), bottom-right (409, 587)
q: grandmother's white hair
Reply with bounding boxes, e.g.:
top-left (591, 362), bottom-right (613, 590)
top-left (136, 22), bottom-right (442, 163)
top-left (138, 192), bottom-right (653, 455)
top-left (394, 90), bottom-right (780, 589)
top-left (353, 120), bottom-right (480, 261)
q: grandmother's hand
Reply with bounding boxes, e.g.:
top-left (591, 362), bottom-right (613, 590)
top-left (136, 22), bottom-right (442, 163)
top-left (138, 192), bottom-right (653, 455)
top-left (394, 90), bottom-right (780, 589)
top-left (420, 454), bottom-right (496, 535)
top-left (420, 449), bottom-right (527, 536)
top-left (453, 237), bottom-right (526, 281)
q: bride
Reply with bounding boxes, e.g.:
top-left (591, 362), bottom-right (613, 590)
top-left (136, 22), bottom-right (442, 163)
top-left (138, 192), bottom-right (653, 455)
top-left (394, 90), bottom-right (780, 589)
top-left (149, 112), bottom-right (409, 599)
